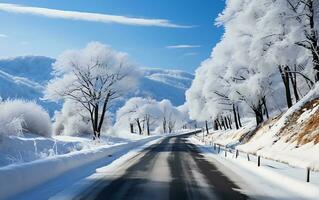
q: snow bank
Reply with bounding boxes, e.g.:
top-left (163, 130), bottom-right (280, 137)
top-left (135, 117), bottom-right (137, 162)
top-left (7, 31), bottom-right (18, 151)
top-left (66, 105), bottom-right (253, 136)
top-left (191, 137), bottom-right (319, 200)
top-left (0, 100), bottom-right (52, 137)
top-left (0, 134), bottom-right (102, 167)
top-left (0, 136), bottom-right (159, 199)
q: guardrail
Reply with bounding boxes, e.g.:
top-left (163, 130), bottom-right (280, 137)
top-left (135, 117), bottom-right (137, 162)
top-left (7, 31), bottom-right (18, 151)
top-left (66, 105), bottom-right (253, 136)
top-left (194, 133), bottom-right (316, 183)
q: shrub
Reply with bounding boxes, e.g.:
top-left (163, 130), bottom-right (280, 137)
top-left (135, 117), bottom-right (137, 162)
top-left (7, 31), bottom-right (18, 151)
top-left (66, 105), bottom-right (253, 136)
top-left (0, 100), bottom-right (52, 137)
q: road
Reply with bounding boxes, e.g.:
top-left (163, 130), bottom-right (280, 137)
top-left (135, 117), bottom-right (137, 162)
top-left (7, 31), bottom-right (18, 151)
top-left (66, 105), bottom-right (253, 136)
top-left (77, 134), bottom-right (248, 200)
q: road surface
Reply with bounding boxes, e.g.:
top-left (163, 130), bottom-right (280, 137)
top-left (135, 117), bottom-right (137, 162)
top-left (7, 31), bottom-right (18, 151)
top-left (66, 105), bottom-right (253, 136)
top-left (77, 134), bottom-right (248, 200)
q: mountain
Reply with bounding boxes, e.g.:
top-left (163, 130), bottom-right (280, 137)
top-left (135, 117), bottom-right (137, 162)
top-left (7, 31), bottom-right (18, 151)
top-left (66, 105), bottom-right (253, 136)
top-left (0, 56), bottom-right (193, 115)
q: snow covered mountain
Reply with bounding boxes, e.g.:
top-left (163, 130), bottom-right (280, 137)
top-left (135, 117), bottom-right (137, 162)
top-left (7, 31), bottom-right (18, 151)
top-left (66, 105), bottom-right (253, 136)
top-left (0, 56), bottom-right (193, 115)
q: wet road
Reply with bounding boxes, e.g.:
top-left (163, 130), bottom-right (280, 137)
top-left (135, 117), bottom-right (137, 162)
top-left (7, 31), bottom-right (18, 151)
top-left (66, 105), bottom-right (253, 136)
top-left (78, 134), bottom-right (248, 200)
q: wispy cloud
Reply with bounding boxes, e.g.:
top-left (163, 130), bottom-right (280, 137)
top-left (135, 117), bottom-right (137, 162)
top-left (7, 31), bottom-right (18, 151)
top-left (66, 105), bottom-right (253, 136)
top-left (0, 34), bottom-right (8, 38)
top-left (166, 45), bottom-right (201, 49)
top-left (184, 52), bottom-right (198, 56)
top-left (0, 3), bottom-right (193, 28)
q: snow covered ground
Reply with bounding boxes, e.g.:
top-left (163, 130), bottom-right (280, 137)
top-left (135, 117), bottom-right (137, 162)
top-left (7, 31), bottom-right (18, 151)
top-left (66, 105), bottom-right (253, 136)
top-left (190, 136), bottom-right (319, 200)
top-left (0, 133), bottom-right (133, 167)
top-left (0, 133), bottom-right (162, 200)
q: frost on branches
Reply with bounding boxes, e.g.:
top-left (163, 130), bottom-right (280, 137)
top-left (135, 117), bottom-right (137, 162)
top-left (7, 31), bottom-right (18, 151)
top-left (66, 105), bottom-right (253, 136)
top-left (45, 42), bottom-right (139, 139)
top-left (186, 0), bottom-right (319, 127)
top-left (114, 97), bottom-right (188, 135)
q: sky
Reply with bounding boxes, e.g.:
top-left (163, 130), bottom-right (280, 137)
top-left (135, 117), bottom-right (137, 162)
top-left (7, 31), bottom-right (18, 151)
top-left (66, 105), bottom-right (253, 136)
top-left (0, 0), bottom-right (225, 73)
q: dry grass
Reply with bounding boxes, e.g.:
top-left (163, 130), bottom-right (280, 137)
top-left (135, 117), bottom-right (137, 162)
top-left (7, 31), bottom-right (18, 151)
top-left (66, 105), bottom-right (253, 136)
top-left (279, 99), bottom-right (319, 145)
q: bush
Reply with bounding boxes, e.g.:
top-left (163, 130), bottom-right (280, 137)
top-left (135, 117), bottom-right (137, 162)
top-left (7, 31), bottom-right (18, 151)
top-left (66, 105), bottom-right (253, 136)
top-left (0, 100), bottom-right (52, 137)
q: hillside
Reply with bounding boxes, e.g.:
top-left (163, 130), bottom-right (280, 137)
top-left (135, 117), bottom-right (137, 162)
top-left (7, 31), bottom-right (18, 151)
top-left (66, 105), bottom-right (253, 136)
top-left (207, 84), bottom-right (319, 169)
top-left (0, 56), bottom-right (193, 115)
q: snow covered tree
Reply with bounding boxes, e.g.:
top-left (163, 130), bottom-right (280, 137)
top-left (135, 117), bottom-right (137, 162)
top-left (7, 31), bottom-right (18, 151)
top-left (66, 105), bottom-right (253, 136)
top-left (286, 0), bottom-right (319, 81)
top-left (45, 42), bottom-right (139, 139)
top-left (186, 0), bottom-right (319, 126)
top-left (114, 97), bottom-right (188, 135)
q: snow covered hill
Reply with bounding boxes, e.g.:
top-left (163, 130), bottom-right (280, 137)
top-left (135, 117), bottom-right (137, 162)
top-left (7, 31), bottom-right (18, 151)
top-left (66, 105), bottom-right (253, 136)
top-left (0, 56), bottom-right (193, 115)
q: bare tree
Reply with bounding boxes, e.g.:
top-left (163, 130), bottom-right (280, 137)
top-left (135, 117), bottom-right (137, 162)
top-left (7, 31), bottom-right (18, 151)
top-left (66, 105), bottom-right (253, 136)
top-left (59, 60), bottom-right (126, 139)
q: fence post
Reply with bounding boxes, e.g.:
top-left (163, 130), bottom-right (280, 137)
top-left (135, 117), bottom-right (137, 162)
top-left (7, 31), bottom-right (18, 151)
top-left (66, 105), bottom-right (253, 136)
top-left (257, 156), bottom-right (261, 167)
top-left (235, 150), bottom-right (239, 158)
top-left (247, 153), bottom-right (250, 161)
top-left (213, 143), bottom-right (216, 150)
top-left (306, 168), bottom-right (310, 182)
top-left (218, 145), bottom-right (221, 153)
top-left (224, 147), bottom-right (227, 157)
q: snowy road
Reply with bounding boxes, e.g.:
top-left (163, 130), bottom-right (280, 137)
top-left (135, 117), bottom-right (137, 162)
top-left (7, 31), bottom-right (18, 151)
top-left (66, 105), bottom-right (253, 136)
top-left (75, 134), bottom-right (248, 200)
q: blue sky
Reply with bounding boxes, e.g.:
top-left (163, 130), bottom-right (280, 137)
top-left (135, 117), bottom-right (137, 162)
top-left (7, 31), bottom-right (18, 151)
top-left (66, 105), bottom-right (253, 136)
top-left (0, 0), bottom-right (225, 73)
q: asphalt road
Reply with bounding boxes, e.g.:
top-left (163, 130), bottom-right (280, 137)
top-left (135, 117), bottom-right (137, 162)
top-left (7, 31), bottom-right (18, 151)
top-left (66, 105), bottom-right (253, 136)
top-left (78, 134), bottom-right (248, 200)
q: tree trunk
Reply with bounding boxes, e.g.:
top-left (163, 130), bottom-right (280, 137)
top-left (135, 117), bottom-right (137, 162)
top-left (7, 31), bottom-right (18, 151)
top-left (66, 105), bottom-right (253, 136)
top-left (289, 65), bottom-right (300, 103)
top-left (130, 123), bottom-right (134, 133)
top-left (146, 115), bottom-right (150, 136)
top-left (163, 117), bottom-right (167, 133)
top-left (136, 118), bottom-right (142, 135)
top-left (236, 106), bottom-right (242, 127)
top-left (224, 117), bottom-right (229, 129)
top-left (279, 65), bottom-right (292, 108)
top-left (216, 119), bottom-right (222, 130)
top-left (214, 120), bottom-right (219, 130)
top-left (262, 97), bottom-right (269, 119)
top-left (90, 111), bottom-right (96, 140)
top-left (96, 92), bottom-right (111, 138)
top-left (254, 103), bottom-right (264, 125)
top-left (227, 116), bottom-right (232, 129)
top-left (233, 104), bottom-right (239, 129)
top-left (221, 117), bottom-right (226, 130)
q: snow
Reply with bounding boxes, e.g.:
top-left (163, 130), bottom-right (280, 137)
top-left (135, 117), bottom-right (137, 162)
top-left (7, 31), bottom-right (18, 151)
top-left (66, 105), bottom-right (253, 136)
top-left (203, 84), bottom-right (319, 171)
top-left (236, 84), bottom-right (319, 169)
top-left (0, 134), bottom-right (161, 200)
top-left (190, 136), bottom-right (319, 200)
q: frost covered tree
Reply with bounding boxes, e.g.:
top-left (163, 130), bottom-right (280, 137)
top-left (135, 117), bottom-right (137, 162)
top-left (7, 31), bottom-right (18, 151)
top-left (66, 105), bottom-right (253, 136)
top-left (45, 42), bottom-right (139, 139)
top-left (186, 0), bottom-right (319, 127)
top-left (286, 0), bottom-right (319, 81)
top-left (114, 97), bottom-right (188, 135)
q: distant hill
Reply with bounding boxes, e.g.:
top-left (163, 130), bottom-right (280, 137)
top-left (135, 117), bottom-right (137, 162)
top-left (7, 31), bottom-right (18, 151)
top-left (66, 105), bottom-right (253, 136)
top-left (0, 56), bottom-right (193, 115)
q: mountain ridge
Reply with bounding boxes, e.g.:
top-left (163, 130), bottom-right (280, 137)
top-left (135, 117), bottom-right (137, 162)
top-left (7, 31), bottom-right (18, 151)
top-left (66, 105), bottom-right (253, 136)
top-left (0, 56), bottom-right (193, 115)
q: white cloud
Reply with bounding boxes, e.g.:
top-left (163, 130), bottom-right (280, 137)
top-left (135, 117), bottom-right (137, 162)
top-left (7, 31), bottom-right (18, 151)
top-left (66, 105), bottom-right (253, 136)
top-left (0, 34), bottom-right (8, 38)
top-left (184, 52), bottom-right (198, 56)
top-left (0, 3), bottom-right (192, 28)
top-left (166, 45), bottom-right (201, 49)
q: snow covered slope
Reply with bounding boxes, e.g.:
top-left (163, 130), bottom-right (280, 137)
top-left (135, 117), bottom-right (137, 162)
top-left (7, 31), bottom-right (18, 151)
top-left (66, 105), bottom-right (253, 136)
top-left (0, 56), bottom-right (193, 114)
top-left (207, 84), bottom-right (319, 170)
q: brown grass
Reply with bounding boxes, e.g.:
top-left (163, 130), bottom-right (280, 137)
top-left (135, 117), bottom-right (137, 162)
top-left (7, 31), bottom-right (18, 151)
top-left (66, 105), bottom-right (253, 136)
top-left (278, 98), bottom-right (319, 145)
